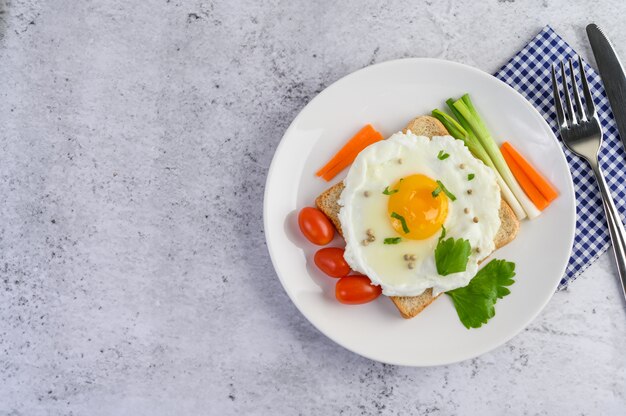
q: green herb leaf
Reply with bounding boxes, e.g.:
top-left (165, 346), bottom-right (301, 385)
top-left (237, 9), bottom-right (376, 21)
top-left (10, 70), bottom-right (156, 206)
top-left (382, 186), bottom-right (399, 195)
top-left (432, 180), bottom-right (456, 201)
top-left (383, 237), bottom-right (402, 245)
top-left (435, 227), bottom-right (471, 276)
top-left (468, 173), bottom-right (475, 181)
top-left (390, 212), bottom-right (410, 234)
top-left (383, 179), bottom-right (404, 195)
top-left (446, 259), bottom-right (516, 329)
top-left (437, 150), bottom-right (450, 160)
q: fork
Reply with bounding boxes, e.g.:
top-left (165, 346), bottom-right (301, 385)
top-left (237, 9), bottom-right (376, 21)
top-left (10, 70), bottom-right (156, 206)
top-left (552, 56), bottom-right (626, 300)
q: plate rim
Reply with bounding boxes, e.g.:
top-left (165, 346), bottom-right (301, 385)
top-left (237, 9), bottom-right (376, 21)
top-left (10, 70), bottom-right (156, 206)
top-left (263, 57), bottom-right (576, 366)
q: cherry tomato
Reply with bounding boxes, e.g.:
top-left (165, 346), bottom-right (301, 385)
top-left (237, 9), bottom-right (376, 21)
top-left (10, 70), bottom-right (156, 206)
top-left (335, 275), bottom-right (382, 305)
top-left (314, 247), bottom-right (351, 277)
top-left (298, 207), bottom-right (334, 245)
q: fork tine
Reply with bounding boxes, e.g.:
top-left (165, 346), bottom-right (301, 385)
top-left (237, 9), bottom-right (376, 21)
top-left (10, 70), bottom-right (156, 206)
top-left (551, 65), bottom-right (566, 129)
top-left (578, 55), bottom-right (596, 119)
top-left (569, 59), bottom-right (586, 121)
top-left (561, 61), bottom-right (576, 125)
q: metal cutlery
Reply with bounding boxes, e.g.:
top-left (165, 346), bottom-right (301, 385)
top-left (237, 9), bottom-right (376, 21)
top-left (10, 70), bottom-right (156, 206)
top-left (587, 24), bottom-right (626, 153)
top-left (551, 57), bottom-right (626, 301)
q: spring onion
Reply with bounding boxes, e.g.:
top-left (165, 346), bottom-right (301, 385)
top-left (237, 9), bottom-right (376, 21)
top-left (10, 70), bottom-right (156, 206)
top-left (431, 109), bottom-right (468, 141)
top-left (453, 94), bottom-right (540, 219)
top-left (433, 107), bottom-right (489, 164)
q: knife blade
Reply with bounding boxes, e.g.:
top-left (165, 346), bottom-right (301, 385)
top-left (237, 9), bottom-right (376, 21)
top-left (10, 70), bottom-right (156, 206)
top-left (587, 23), bottom-right (626, 151)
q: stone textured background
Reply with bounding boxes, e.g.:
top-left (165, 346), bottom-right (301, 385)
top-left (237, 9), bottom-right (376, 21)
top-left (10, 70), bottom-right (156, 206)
top-left (0, 0), bottom-right (625, 415)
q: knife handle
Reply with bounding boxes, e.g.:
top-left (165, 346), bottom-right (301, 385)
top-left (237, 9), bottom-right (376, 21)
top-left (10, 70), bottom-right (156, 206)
top-left (593, 164), bottom-right (626, 301)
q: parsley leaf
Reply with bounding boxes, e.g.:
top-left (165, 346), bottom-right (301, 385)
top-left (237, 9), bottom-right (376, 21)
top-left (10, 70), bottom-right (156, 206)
top-left (390, 212), bottom-right (410, 234)
top-left (468, 173), bottom-right (475, 181)
top-left (434, 226), bottom-right (471, 276)
top-left (446, 259), bottom-right (516, 329)
top-left (382, 186), bottom-right (398, 195)
top-left (437, 150), bottom-right (450, 160)
top-left (432, 180), bottom-right (456, 201)
top-left (383, 237), bottom-right (402, 244)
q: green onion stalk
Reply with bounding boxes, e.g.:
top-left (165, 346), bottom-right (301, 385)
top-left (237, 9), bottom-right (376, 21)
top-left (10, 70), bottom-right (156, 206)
top-left (452, 94), bottom-right (540, 219)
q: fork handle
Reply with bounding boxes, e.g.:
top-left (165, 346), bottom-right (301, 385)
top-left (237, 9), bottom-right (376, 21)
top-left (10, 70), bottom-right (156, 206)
top-left (592, 164), bottom-right (626, 300)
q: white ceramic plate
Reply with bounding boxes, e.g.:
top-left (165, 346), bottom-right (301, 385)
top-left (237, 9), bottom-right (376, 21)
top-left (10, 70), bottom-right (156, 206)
top-left (264, 58), bottom-right (575, 367)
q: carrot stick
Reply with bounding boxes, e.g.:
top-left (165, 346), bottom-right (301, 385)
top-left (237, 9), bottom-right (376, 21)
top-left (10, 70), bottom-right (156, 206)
top-left (316, 126), bottom-right (372, 177)
top-left (316, 124), bottom-right (383, 180)
top-left (316, 124), bottom-right (382, 178)
top-left (501, 145), bottom-right (550, 211)
top-left (501, 142), bottom-right (558, 202)
top-left (320, 133), bottom-right (382, 180)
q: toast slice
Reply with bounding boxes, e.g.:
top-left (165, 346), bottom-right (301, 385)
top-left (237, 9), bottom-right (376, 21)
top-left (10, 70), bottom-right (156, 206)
top-left (315, 116), bottom-right (520, 319)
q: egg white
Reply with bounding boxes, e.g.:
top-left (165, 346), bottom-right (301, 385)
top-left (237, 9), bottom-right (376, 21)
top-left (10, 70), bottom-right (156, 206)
top-left (339, 132), bottom-right (501, 297)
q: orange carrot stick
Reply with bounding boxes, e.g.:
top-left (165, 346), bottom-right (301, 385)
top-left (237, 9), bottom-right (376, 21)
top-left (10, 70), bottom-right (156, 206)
top-left (320, 133), bottom-right (382, 180)
top-left (316, 126), bottom-right (373, 178)
top-left (501, 145), bottom-right (550, 210)
top-left (316, 124), bottom-right (382, 178)
top-left (316, 124), bottom-right (384, 180)
top-left (501, 142), bottom-right (558, 202)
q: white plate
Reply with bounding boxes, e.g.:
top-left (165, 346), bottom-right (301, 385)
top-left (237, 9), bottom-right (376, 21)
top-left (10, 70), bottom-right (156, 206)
top-left (263, 58), bottom-right (575, 366)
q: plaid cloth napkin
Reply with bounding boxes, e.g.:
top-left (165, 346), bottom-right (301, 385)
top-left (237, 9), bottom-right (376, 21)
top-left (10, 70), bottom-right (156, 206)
top-left (494, 26), bottom-right (626, 290)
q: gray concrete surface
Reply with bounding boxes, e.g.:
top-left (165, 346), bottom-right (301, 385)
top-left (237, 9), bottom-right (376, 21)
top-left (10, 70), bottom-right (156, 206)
top-left (0, 0), bottom-right (625, 415)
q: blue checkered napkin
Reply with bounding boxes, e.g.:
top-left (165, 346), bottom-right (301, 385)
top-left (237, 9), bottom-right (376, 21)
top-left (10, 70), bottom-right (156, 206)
top-left (494, 26), bottom-right (626, 290)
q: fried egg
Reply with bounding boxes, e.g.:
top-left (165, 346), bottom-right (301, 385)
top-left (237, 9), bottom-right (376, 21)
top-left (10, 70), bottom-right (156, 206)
top-left (339, 131), bottom-right (501, 297)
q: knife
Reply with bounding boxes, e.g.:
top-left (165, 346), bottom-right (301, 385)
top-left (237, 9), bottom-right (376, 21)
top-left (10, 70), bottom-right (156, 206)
top-left (587, 23), bottom-right (626, 151)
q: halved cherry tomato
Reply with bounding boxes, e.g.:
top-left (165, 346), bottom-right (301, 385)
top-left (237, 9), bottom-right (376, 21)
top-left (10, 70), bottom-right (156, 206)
top-left (298, 207), bottom-right (334, 245)
top-left (314, 247), bottom-right (351, 277)
top-left (335, 275), bottom-right (382, 305)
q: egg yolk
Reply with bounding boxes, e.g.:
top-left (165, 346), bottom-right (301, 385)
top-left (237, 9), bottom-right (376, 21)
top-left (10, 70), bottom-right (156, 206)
top-left (387, 174), bottom-right (448, 240)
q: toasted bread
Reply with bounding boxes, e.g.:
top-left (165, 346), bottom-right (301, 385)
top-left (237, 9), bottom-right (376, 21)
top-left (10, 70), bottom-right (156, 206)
top-left (315, 116), bottom-right (520, 319)
top-left (403, 115), bottom-right (448, 137)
